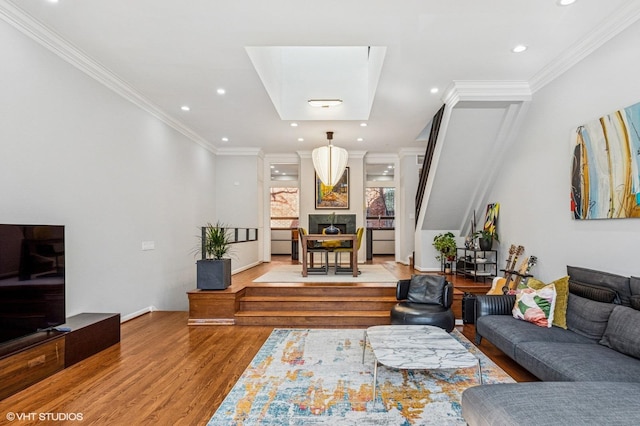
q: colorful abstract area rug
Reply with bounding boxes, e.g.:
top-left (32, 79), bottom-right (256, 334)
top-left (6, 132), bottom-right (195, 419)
top-left (208, 328), bottom-right (514, 425)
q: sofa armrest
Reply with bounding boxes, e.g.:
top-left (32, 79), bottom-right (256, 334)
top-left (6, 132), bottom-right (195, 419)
top-left (443, 282), bottom-right (454, 308)
top-left (474, 294), bottom-right (516, 345)
top-left (475, 294), bottom-right (516, 319)
top-left (396, 279), bottom-right (411, 300)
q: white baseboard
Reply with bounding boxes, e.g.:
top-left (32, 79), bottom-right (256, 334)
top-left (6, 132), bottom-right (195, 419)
top-left (414, 266), bottom-right (441, 272)
top-left (232, 260), bottom-right (262, 275)
top-left (121, 306), bottom-right (158, 323)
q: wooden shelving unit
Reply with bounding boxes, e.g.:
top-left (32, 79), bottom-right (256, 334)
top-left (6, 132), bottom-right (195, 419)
top-left (455, 248), bottom-right (497, 282)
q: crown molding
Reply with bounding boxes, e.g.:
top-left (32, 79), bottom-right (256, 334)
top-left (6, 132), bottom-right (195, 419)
top-left (365, 152), bottom-right (398, 162)
top-left (216, 147), bottom-right (263, 157)
top-left (443, 81), bottom-right (532, 106)
top-left (297, 150), bottom-right (366, 159)
top-left (264, 153), bottom-right (300, 162)
top-left (348, 150), bottom-right (367, 159)
top-left (0, 0), bottom-right (214, 153)
top-left (529, 0), bottom-right (640, 93)
top-left (398, 148), bottom-right (424, 158)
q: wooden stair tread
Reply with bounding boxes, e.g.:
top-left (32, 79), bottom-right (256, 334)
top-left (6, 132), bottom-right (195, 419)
top-left (240, 296), bottom-right (396, 302)
top-left (235, 310), bottom-right (390, 317)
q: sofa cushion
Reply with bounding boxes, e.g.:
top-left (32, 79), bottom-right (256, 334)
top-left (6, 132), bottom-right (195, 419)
top-left (462, 382), bottom-right (640, 426)
top-left (600, 305), bottom-right (640, 360)
top-left (569, 281), bottom-right (617, 303)
top-left (631, 295), bottom-right (640, 311)
top-left (514, 341), bottom-right (640, 382)
top-left (512, 283), bottom-right (556, 328)
top-left (566, 293), bottom-right (616, 341)
top-left (529, 276), bottom-right (569, 329)
top-left (406, 274), bottom-right (445, 305)
top-left (476, 315), bottom-right (591, 360)
top-left (567, 265), bottom-right (630, 305)
top-left (631, 276), bottom-right (640, 295)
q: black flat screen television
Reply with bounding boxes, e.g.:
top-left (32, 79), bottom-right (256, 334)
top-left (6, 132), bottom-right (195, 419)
top-left (0, 224), bottom-right (65, 345)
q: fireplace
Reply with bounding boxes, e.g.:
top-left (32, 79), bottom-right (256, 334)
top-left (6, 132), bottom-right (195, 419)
top-left (308, 214), bottom-right (356, 234)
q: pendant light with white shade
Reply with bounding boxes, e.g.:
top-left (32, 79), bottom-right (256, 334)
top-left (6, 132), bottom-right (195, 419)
top-left (312, 131), bottom-right (348, 188)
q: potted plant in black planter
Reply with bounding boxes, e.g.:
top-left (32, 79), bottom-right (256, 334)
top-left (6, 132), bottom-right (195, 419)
top-left (473, 229), bottom-right (499, 251)
top-left (433, 232), bottom-right (457, 273)
top-left (196, 222), bottom-right (233, 290)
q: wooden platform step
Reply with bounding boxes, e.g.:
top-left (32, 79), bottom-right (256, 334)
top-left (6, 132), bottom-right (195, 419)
top-left (234, 310), bottom-right (391, 327)
top-left (238, 296), bottom-right (397, 312)
top-left (243, 285), bottom-right (396, 298)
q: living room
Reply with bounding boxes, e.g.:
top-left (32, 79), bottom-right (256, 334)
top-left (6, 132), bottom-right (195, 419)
top-left (1, 0), bottom-right (640, 424)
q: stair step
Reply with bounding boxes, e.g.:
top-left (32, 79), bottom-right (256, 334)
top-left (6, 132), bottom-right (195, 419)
top-left (239, 296), bottom-right (395, 312)
top-left (244, 287), bottom-right (396, 298)
top-left (240, 296), bottom-right (396, 302)
top-left (236, 310), bottom-right (391, 317)
top-left (234, 310), bottom-right (391, 327)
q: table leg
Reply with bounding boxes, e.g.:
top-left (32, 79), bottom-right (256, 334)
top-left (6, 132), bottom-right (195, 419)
top-left (351, 237), bottom-right (358, 277)
top-left (372, 359), bottom-right (378, 402)
top-left (362, 330), bottom-right (367, 364)
top-left (477, 359), bottom-right (483, 385)
top-left (301, 236), bottom-right (308, 277)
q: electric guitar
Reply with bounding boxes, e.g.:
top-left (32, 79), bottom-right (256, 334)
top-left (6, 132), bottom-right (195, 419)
top-left (487, 245), bottom-right (523, 295)
top-left (504, 255), bottom-right (538, 293)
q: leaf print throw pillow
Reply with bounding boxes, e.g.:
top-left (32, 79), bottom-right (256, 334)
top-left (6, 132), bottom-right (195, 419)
top-left (512, 283), bottom-right (557, 328)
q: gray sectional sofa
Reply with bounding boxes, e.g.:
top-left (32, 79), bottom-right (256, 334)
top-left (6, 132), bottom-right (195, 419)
top-left (461, 266), bottom-right (640, 426)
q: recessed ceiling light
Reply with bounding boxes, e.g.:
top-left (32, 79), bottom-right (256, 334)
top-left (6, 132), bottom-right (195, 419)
top-left (290, 123), bottom-right (298, 127)
top-left (430, 87), bottom-right (439, 94)
top-left (221, 137), bottom-right (229, 142)
top-left (557, 0), bottom-right (576, 6)
top-left (270, 165), bottom-right (275, 168)
top-left (357, 138), bottom-right (364, 142)
top-left (47, 0), bottom-right (59, 3)
top-left (512, 45), bottom-right (528, 53)
top-left (216, 88), bottom-right (226, 95)
top-left (360, 123), bottom-right (367, 127)
top-left (274, 170), bottom-right (279, 174)
top-left (388, 165), bottom-right (393, 169)
top-left (298, 138), bottom-right (304, 142)
top-left (180, 105), bottom-right (190, 111)
top-left (308, 99), bottom-right (343, 108)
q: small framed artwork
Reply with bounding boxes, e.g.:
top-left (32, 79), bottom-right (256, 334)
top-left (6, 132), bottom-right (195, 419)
top-left (315, 167), bottom-right (349, 209)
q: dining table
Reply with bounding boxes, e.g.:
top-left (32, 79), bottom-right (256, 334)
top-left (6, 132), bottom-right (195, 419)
top-left (300, 233), bottom-right (358, 277)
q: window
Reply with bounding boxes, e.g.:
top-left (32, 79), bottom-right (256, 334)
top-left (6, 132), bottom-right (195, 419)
top-left (270, 187), bottom-right (299, 229)
top-left (366, 187), bottom-right (395, 228)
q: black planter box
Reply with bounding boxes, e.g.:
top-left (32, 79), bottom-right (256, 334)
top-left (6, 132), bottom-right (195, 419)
top-left (196, 258), bottom-right (231, 290)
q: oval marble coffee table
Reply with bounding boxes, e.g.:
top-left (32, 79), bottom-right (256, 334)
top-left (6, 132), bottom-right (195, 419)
top-left (363, 325), bottom-right (481, 400)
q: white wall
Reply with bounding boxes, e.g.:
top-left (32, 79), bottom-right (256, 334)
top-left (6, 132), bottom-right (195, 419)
top-left (214, 153), bottom-right (262, 272)
top-left (488, 20), bottom-right (640, 281)
top-left (0, 20), bottom-right (217, 318)
top-left (397, 149), bottom-right (421, 265)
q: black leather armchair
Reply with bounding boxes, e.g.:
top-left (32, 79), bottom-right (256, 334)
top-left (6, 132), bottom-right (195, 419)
top-left (390, 275), bottom-right (455, 332)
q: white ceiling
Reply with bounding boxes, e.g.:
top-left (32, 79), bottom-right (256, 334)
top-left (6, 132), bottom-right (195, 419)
top-left (3, 0), bottom-right (638, 154)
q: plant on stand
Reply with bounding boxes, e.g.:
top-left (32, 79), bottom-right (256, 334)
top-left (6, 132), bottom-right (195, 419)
top-left (433, 232), bottom-right (457, 273)
top-left (473, 229), bottom-right (499, 251)
top-left (195, 222), bottom-right (234, 290)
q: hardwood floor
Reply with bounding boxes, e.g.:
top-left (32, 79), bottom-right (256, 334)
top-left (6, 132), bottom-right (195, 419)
top-left (0, 256), bottom-right (536, 425)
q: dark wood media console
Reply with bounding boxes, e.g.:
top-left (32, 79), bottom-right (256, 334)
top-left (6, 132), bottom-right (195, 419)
top-left (62, 313), bottom-right (121, 367)
top-left (0, 312), bottom-right (120, 400)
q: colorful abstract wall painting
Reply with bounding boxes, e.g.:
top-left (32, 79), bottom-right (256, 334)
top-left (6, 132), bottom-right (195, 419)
top-left (571, 101), bottom-right (640, 219)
